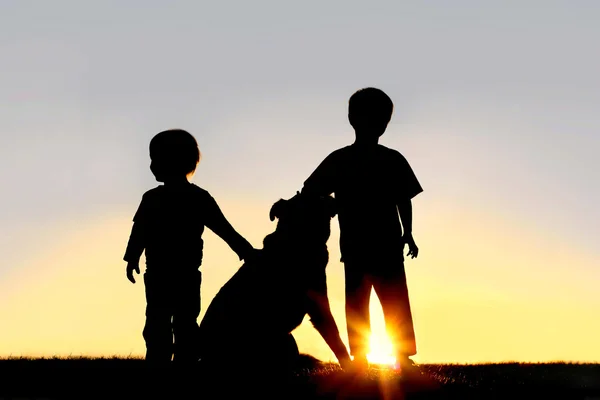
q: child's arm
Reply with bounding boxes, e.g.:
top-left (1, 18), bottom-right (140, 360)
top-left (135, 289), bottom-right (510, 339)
top-left (123, 195), bottom-right (148, 283)
top-left (394, 152), bottom-right (423, 259)
top-left (398, 198), bottom-right (418, 259)
top-left (124, 221), bottom-right (145, 264)
top-left (204, 194), bottom-right (256, 262)
top-left (124, 225), bottom-right (142, 283)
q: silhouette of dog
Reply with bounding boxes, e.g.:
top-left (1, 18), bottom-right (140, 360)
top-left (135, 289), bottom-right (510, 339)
top-left (197, 192), bottom-right (351, 370)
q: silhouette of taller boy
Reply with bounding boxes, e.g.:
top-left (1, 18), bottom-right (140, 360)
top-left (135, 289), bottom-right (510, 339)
top-left (124, 129), bottom-right (255, 363)
top-left (302, 88), bottom-right (423, 370)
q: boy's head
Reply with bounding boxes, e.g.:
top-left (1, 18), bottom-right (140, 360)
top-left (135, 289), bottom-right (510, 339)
top-left (348, 87), bottom-right (394, 140)
top-left (149, 129), bottom-right (200, 182)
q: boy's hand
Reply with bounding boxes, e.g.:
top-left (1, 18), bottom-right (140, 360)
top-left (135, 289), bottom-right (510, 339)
top-left (126, 262), bottom-right (140, 284)
top-left (403, 234), bottom-right (419, 259)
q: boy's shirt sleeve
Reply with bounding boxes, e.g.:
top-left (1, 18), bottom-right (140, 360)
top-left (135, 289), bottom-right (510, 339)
top-left (123, 194), bottom-right (149, 263)
top-left (303, 152), bottom-right (337, 196)
top-left (204, 193), bottom-right (254, 260)
top-left (395, 152), bottom-right (423, 200)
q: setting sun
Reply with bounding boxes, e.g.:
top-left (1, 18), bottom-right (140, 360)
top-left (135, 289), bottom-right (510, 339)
top-left (366, 332), bottom-right (397, 367)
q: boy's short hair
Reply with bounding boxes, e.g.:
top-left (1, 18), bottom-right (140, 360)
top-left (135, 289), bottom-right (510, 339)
top-left (149, 129), bottom-right (201, 176)
top-left (348, 87), bottom-right (394, 124)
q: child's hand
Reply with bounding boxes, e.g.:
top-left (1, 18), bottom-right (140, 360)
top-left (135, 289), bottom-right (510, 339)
top-left (126, 262), bottom-right (140, 284)
top-left (404, 234), bottom-right (419, 259)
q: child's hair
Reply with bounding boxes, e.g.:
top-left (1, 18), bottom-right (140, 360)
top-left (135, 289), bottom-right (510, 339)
top-left (149, 129), bottom-right (201, 177)
top-left (348, 87), bottom-right (394, 125)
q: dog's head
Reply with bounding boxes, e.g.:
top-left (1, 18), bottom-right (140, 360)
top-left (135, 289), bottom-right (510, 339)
top-left (268, 191), bottom-right (337, 245)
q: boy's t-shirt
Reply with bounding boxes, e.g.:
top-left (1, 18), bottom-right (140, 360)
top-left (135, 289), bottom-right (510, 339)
top-left (303, 144), bottom-right (423, 264)
top-left (123, 183), bottom-right (252, 273)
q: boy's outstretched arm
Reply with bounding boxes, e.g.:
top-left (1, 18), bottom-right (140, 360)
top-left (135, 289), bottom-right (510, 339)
top-left (204, 195), bottom-right (256, 262)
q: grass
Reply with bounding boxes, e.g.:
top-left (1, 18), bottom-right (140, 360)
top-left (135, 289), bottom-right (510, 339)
top-left (0, 355), bottom-right (599, 399)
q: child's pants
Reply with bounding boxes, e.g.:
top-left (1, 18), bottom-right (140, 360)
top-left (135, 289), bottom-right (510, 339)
top-left (343, 259), bottom-right (416, 358)
top-left (142, 269), bottom-right (201, 363)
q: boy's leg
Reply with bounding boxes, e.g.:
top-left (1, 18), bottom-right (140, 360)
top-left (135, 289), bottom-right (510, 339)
top-left (371, 263), bottom-right (417, 360)
top-left (172, 270), bottom-right (201, 364)
top-left (344, 261), bottom-right (372, 363)
top-left (143, 272), bottom-right (174, 363)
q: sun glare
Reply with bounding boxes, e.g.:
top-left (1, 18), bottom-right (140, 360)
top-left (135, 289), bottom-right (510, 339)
top-left (367, 332), bottom-right (397, 367)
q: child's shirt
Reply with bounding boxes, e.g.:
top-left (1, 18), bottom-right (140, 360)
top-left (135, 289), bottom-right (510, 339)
top-left (303, 144), bottom-right (423, 264)
top-left (124, 182), bottom-right (253, 273)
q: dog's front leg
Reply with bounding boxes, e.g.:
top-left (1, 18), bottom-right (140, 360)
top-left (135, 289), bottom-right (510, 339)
top-left (306, 289), bottom-right (352, 369)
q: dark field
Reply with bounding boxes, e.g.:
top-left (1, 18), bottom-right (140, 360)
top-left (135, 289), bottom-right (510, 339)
top-left (0, 355), bottom-right (599, 400)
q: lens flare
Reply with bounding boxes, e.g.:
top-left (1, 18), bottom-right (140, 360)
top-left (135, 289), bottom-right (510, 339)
top-left (367, 332), bottom-right (396, 367)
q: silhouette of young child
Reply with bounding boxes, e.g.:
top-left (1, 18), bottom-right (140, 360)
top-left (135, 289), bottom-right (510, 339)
top-left (302, 88), bottom-right (423, 371)
top-left (123, 129), bottom-right (256, 364)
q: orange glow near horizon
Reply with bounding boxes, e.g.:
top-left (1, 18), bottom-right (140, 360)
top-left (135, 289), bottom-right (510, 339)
top-left (0, 201), bottom-right (600, 364)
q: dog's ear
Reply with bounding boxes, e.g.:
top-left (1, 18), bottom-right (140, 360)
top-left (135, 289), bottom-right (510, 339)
top-left (324, 196), bottom-right (337, 218)
top-left (269, 199), bottom-right (288, 221)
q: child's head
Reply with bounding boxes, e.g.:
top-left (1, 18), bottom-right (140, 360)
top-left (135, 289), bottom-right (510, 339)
top-left (348, 87), bottom-right (394, 140)
top-left (149, 129), bottom-right (200, 182)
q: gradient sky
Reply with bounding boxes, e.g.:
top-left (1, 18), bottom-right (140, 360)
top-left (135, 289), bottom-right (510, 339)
top-left (1, 1), bottom-right (599, 363)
